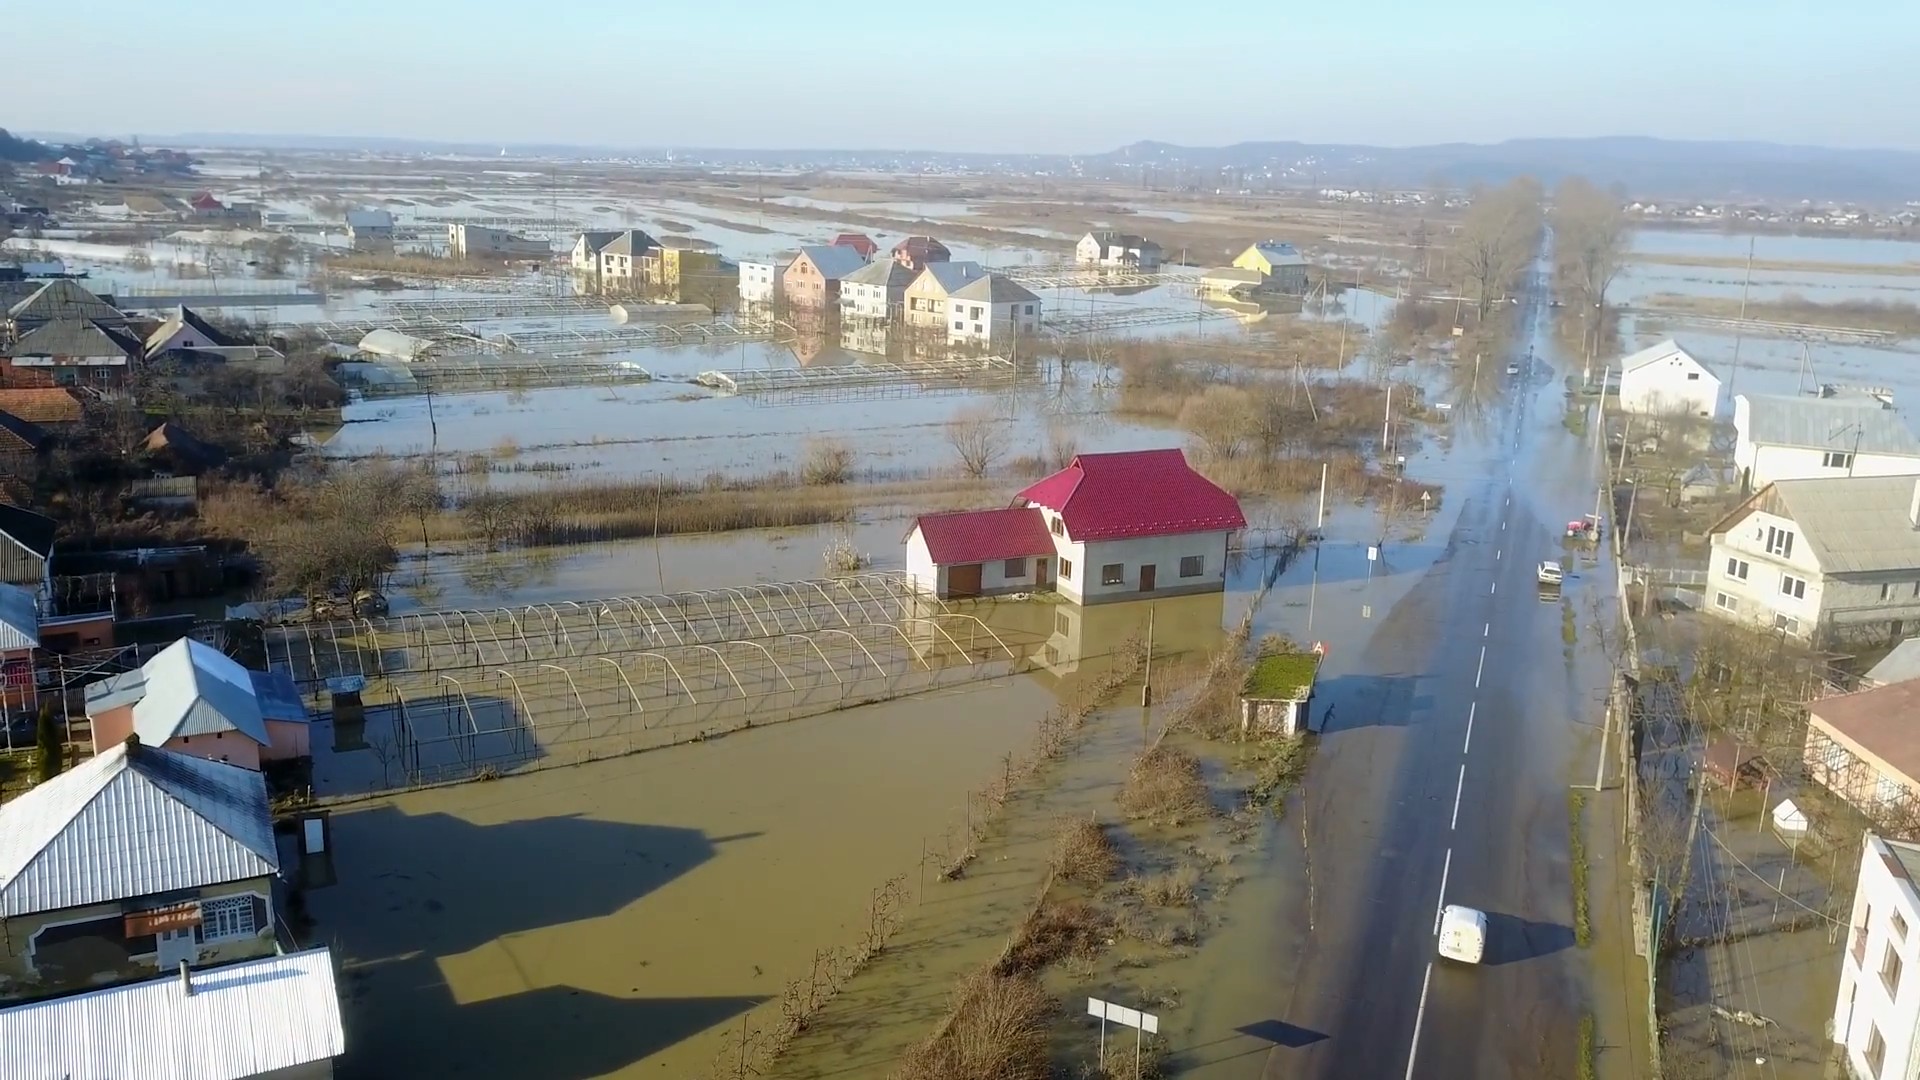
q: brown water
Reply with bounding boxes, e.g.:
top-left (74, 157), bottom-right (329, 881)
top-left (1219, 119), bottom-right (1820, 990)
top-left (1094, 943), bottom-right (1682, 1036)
top-left (310, 676), bottom-right (1054, 1080)
top-left (305, 592), bottom-right (1229, 1080)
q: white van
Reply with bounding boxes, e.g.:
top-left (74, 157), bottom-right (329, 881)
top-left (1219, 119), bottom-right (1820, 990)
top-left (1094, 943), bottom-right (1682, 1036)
top-left (1537, 560), bottom-right (1564, 585)
top-left (1438, 905), bottom-right (1488, 964)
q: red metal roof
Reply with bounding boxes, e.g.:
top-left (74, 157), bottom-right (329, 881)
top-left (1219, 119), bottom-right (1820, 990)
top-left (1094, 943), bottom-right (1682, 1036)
top-left (911, 508), bottom-right (1053, 565)
top-left (832, 233), bottom-right (878, 258)
top-left (1015, 449), bottom-right (1246, 541)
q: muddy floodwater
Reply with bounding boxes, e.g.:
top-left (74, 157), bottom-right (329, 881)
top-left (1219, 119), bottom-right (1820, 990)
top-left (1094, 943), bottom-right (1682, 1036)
top-left (311, 673), bottom-right (1061, 1079)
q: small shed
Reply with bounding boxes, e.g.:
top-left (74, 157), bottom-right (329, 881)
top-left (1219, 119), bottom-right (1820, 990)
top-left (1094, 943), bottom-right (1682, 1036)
top-left (356, 328), bottom-right (439, 362)
top-left (1240, 647), bottom-right (1323, 736)
top-left (1771, 798), bottom-right (1811, 838)
top-left (1701, 736), bottom-right (1772, 790)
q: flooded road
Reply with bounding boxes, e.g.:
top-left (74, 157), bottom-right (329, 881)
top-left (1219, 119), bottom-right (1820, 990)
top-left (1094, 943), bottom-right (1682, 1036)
top-left (1162, 240), bottom-right (1613, 1079)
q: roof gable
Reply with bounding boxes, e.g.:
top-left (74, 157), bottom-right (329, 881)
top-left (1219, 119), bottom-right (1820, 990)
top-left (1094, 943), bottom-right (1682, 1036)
top-left (911, 508), bottom-right (1054, 564)
top-left (6, 318), bottom-right (141, 361)
top-left (1620, 338), bottom-right (1715, 378)
top-left (601, 230), bottom-right (659, 257)
top-left (949, 273), bottom-right (1040, 304)
top-left (144, 305), bottom-right (238, 354)
top-left (0, 388), bottom-right (83, 425)
top-left (842, 258), bottom-right (916, 288)
top-left (911, 261), bottom-right (986, 296)
top-left (1812, 679), bottom-right (1920, 783)
top-left (130, 639), bottom-right (271, 746)
top-left (1718, 476), bottom-right (1920, 575)
top-left (1016, 449), bottom-right (1247, 542)
top-left (0, 581), bottom-right (38, 651)
top-left (796, 245), bottom-right (869, 279)
top-left (0, 741), bottom-right (276, 917)
top-left (577, 230), bottom-right (621, 253)
top-left (6, 279), bottom-right (124, 325)
top-left (0, 502), bottom-right (55, 560)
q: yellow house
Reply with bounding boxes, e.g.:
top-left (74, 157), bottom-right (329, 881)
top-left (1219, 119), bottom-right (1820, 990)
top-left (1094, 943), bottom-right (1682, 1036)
top-left (657, 244), bottom-right (722, 295)
top-left (0, 739), bottom-right (282, 1004)
top-left (1231, 241), bottom-right (1310, 294)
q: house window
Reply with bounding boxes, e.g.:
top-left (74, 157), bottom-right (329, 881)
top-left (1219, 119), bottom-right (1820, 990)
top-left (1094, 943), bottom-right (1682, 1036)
top-left (1765, 526), bottom-right (1794, 558)
top-left (1003, 558), bottom-right (1027, 578)
top-left (1725, 558), bottom-right (1749, 581)
top-left (1686, 372), bottom-right (1701, 381)
top-left (198, 894), bottom-right (257, 943)
top-left (1059, 558), bottom-right (1072, 580)
top-left (1180, 555), bottom-right (1204, 578)
top-left (1884, 583), bottom-right (1896, 602)
top-left (970, 306), bottom-right (982, 319)
top-left (1774, 613), bottom-right (1799, 634)
top-left (973, 324), bottom-right (984, 334)
top-left (1715, 592), bottom-right (1738, 612)
top-left (953, 320), bottom-right (964, 330)
top-left (1867, 1024), bottom-right (1887, 1076)
top-left (1884, 943), bottom-right (1906, 996)
top-left (1780, 574), bottom-right (1806, 600)
top-left (1824, 451), bottom-right (1854, 469)
top-left (1894, 911), bottom-right (1910, 941)
top-left (1101, 563), bottom-right (1125, 586)
top-left (1054, 610), bottom-right (1070, 636)
top-left (1024, 304), bottom-right (1034, 315)
top-left (1050, 516), bottom-right (1064, 537)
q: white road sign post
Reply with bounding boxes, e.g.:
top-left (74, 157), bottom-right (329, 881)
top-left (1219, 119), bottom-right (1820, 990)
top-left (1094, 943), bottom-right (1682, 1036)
top-left (1087, 996), bottom-right (1159, 1073)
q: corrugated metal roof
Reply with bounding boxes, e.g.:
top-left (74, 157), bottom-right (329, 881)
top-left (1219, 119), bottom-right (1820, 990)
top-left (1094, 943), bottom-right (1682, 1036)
top-left (1867, 638), bottom-right (1920, 687)
top-left (796, 245), bottom-right (869, 280)
top-left (4, 318), bottom-right (141, 361)
top-left (0, 947), bottom-right (344, 1080)
top-left (1619, 338), bottom-right (1713, 376)
top-left (131, 639), bottom-right (270, 745)
top-left (1752, 475), bottom-right (1920, 575)
top-left (949, 273), bottom-right (1040, 304)
top-left (1247, 241), bottom-right (1306, 268)
top-left (601, 230), bottom-right (659, 257)
top-left (0, 502), bottom-right (55, 560)
top-left (250, 669), bottom-right (310, 724)
top-left (912, 260), bottom-right (987, 296)
top-left (0, 581), bottom-right (38, 652)
top-left (0, 741), bottom-right (277, 917)
top-left (912, 508), bottom-right (1055, 565)
top-left (5, 279), bottom-right (124, 324)
top-left (1738, 393), bottom-right (1920, 456)
top-left (1016, 449), bottom-right (1247, 541)
top-left (345, 209), bottom-right (393, 229)
top-left (841, 258), bottom-right (916, 288)
top-left (84, 667), bottom-right (148, 713)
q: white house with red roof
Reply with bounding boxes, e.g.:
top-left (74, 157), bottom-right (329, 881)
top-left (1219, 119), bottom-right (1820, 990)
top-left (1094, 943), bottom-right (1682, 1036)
top-left (905, 449), bottom-right (1245, 603)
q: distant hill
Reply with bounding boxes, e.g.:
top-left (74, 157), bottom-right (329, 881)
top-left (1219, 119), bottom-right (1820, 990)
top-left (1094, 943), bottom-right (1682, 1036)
top-left (1090, 136), bottom-right (1920, 204)
top-left (20, 128), bottom-right (1919, 203)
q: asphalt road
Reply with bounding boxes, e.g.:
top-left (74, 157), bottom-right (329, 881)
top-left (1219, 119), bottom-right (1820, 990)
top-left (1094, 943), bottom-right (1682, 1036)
top-left (1234, 248), bottom-right (1618, 1079)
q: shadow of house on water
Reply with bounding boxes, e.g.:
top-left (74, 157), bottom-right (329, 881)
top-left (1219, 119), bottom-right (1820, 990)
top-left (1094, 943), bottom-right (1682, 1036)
top-left (309, 806), bottom-right (764, 1080)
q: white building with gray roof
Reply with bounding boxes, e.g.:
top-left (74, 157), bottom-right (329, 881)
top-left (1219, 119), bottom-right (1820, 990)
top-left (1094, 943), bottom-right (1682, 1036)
top-left (1616, 338), bottom-right (1720, 418)
top-left (1706, 474), bottom-right (1920, 644)
top-left (1734, 390), bottom-right (1920, 492)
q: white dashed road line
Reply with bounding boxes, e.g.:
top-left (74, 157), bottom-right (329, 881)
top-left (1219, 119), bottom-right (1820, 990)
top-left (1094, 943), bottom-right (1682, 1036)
top-left (1464, 703), bottom-right (1475, 752)
top-left (1406, 962), bottom-right (1435, 1080)
top-left (1432, 848), bottom-right (1454, 933)
top-left (1475, 646), bottom-right (1486, 688)
top-left (1451, 764), bottom-right (1466, 829)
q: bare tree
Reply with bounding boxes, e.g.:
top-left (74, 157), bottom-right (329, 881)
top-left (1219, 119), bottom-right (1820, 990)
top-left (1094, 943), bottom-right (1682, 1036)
top-left (1178, 385), bottom-right (1256, 461)
top-left (1553, 176), bottom-right (1632, 358)
top-left (947, 408), bottom-right (1007, 479)
top-left (1043, 421), bottom-right (1080, 471)
top-left (1455, 179), bottom-right (1544, 319)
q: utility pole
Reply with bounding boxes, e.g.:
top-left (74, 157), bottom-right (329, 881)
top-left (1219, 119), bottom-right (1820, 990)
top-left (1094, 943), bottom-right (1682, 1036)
top-left (1725, 235), bottom-right (1756, 399)
top-left (1316, 462), bottom-right (1329, 530)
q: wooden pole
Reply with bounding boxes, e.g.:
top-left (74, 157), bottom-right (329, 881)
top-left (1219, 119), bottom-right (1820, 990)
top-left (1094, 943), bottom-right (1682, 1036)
top-left (1141, 605), bottom-right (1155, 706)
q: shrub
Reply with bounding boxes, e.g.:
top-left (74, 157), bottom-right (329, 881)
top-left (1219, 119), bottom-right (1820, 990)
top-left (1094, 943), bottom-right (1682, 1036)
top-left (1053, 816), bottom-right (1118, 885)
top-left (801, 438), bottom-right (854, 486)
top-left (1118, 745), bottom-right (1211, 826)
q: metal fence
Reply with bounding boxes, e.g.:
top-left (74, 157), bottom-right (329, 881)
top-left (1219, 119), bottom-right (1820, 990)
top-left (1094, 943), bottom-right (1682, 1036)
top-left (267, 574), bottom-right (1036, 797)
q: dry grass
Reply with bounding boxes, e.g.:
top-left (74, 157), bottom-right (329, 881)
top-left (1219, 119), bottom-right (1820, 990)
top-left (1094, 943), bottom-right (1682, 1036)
top-left (1118, 745), bottom-right (1213, 827)
top-left (1052, 816), bottom-right (1119, 885)
top-left (1644, 291), bottom-right (1920, 335)
top-left (995, 899), bottom-right (1115, 975)
top-left (1133, 863), bottom-right (1201, 908)
top-left (890, 971), bottom-right (1052, 1080)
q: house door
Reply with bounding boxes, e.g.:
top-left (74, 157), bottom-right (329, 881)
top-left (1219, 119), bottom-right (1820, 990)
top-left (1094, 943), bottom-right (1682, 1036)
top-left (156, 927), bottom-right (199, 970)
top-left (1035, 559), bottom-right (1053, 589)
top-left (948, 564), bottom-right (984, 598)
top-left (1139, 565), bottom-right (1157, 592)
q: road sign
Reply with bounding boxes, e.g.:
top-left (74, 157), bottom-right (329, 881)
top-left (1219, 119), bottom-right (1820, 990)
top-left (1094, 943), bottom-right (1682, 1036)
top-left (1421, 491), bottom-right (1433, 507)
top-left (1367, 545), bottom-right (1379, 562)
top-left (1311, 641), bottom-right (1328, 656)
top-left (1088, 997), bottom-right (1160, 1071)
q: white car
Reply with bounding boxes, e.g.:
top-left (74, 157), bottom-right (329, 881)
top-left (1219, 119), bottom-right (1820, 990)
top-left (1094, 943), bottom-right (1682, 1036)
top-left (1438, 904), bottom-right (1488, 964)
top-left (1506, 362), bottom-right (1521, 376)
top-left (1537, 560), bottom-right (1564, 585)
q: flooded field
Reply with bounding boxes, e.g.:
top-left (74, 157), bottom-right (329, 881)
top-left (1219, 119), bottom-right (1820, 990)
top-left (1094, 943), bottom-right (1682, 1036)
top-left (305, 590), bottom-right (1230, 1080)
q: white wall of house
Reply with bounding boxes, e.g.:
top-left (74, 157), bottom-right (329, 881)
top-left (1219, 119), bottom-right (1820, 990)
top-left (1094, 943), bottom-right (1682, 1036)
top-left (738, 260), bottom-right (783, 306)
top-left (1620, 355), bottom-right (1720, 417)
top-left (947, 295), bottom-right (1042, 346)
top-left (841, 281), bottom-right (892, 321)
top-left (904, 528), bottom-right (1046, 599)
top-left (1706, 509), bottom-right (1827, 638)
top-left (1735, 437), bottom-right (1920, 491)
top-left (1037, 517), bottom-right (1230, 605)
top-left (1834, 834), bottom-right (1920, 1080)
top-left (144, 323), bottom-right (206, 358)
top-left (1074, 235), bottom-right (1104, 265)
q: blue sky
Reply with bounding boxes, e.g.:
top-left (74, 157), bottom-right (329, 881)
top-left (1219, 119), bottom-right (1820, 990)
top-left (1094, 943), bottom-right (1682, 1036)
top-left (14, 0), bottom-right (1918, 151)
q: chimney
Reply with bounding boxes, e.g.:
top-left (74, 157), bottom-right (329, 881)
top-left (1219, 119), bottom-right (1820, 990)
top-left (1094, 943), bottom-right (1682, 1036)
top-left (178, 960), bottom-right (193, 996)
top-left (123, 733), bottom-right (141, 756)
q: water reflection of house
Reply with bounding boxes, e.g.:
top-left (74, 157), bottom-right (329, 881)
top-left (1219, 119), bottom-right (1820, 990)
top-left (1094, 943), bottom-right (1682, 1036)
top-left (786, 336), bottom-right (861, 367)
top-left (1034, 591), bottom-right (1226, 679)
top-left (1199, 292), bottom-right (1269, 324)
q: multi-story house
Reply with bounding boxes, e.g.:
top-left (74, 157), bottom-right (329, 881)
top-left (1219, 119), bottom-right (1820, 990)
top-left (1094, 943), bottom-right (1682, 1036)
top-left (838, 258), bottom-right (916, 322)
top-left (738, 256), bottom-right (791, 309)
top-left (945, 273), bottom-right (1042, 347)
top-left (1706, 474), bottom-right (1920, 645)
top-left (892, 235), bottom-right (952, 272)
top-left (1734, 390), bottom-right (1920, 493)
top-left (1835, 832), bottom-right (1920, 1080)
top-left (1076, 230), bottom-right (1164, 270)
top-left (903, 261), bottom-right (987, 331)
top-left (1231, 241), bottom-right (1309, 294)
top-left (1616, 338), bottom-right (1720, 418)
top-left (782, 245), bottom-right (868, 315)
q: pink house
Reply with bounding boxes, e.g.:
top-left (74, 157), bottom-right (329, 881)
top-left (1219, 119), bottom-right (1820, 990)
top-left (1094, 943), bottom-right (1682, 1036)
top-left (85, 638), bottom-right (311, 769)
